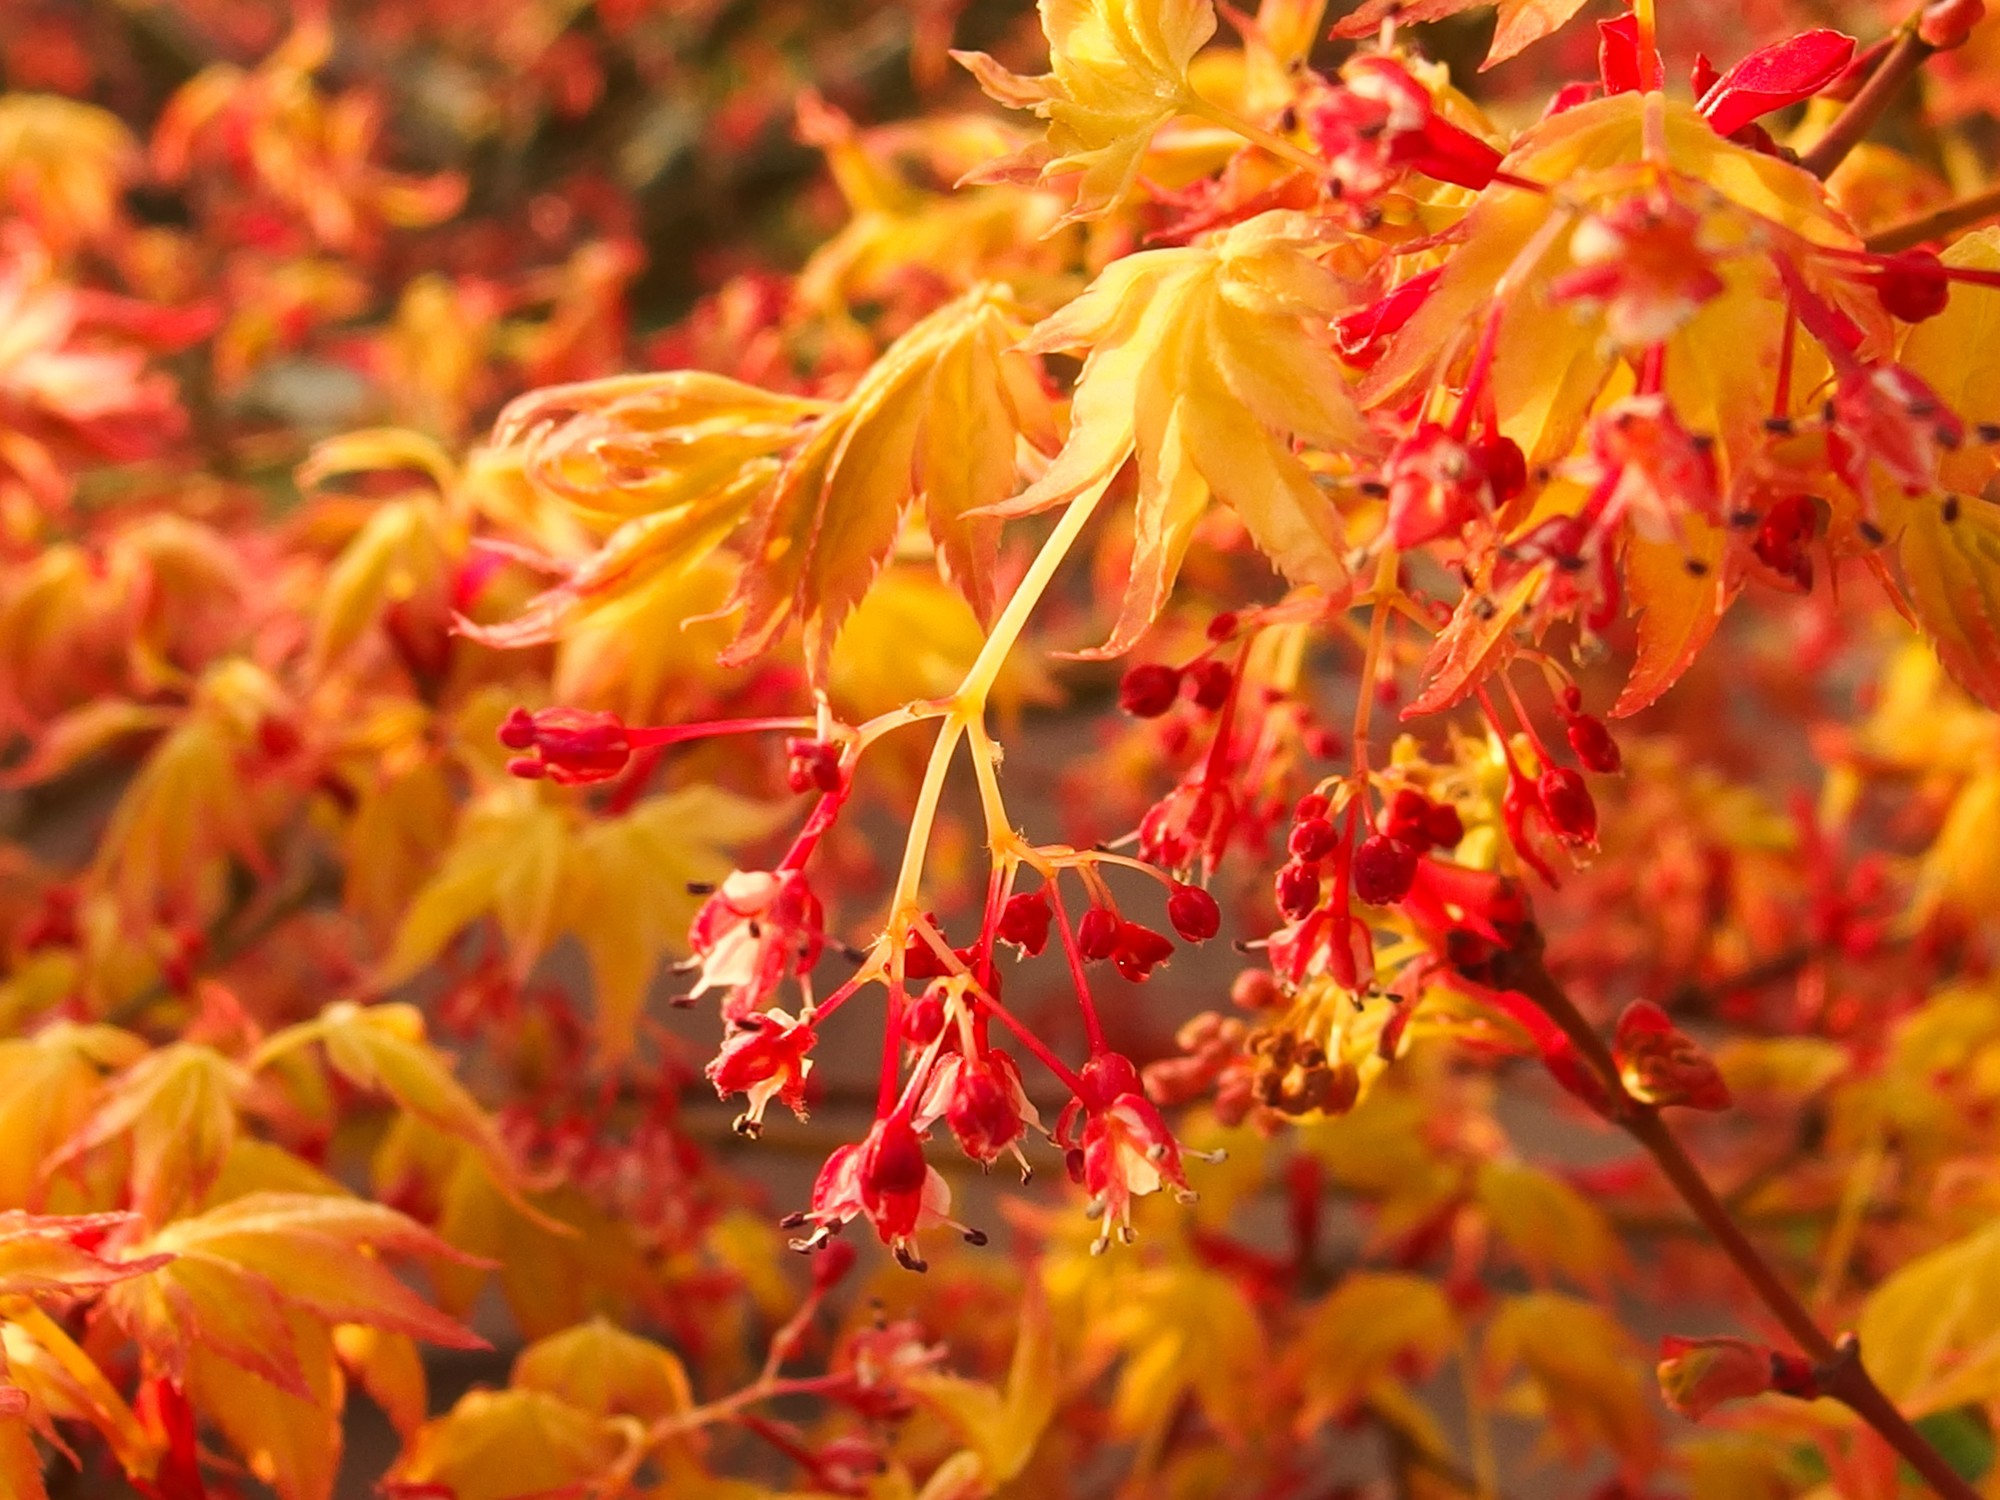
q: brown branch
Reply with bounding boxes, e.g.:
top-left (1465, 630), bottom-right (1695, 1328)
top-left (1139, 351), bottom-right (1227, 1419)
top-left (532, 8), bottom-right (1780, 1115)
top-left (1800, 25), bottom-right (1933, 180)
top-left (1867, 185), bottom-right (2000, 253)
top-left (1487, 929), bottom-right (1979, 1500)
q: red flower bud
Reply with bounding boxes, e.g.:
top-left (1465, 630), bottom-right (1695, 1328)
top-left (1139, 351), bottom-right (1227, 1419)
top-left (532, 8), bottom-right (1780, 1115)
top-left (1119, 663), bottom-right (1182, 718)
top-left (1352, 834), bottom-right (1419, 905)
top-left (1112, 921), bottom-right (1176, 982)
top-left (1423, 802), bottom-right (1464, 850)
top-left (1873, 249), bottom-right (1951, 323)
top-left (1231, 969), bottom-right (1280, 1010)
top-left (903, 992), bottom-right (946, 1046)
top-left (500, 707), bottom-right (631, 785)
top-left (1563, 712), bottom-right (1623, 774)
top-left (811, 1238), bottom-right (858, 1293)
top-left (1918, 0), bottom-right (1985, 49)
top-left (1186, 659), bottom-right (1235, 711)
top-left (1294, 791), bottom-right (1330, 822)
top-left (1078, 906), bottom-right (1121, 960)
top-left (1382, 788), bottom-right (1437, 848)
top-left (1537, 767), bottom-right (1598, 845)
top-left (1276, 861), bottom-right (1321, 920)
top-left (996, 889), bottom-right (1053, 955)
top-left (1289, 816), bottom-right (1337, 862)
top-left (1166, 884), bottom-right (1221, 943)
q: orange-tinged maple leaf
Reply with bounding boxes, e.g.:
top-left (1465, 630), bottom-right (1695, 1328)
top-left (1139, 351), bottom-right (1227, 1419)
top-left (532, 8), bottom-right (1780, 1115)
top-left (1406, 566), bottom-right (1543, 718)
top-left (372, 1119), bottom-right (653, 1340)
top-left (187, 1310), bottom-right (345, 1500)
top-left (334, 1325), bottom-right (428, 1440)
top-left (0, 1211), bottom-right (170, 1298)
top-left (994, 210), bottom-right (1372, 656)
top-left (1332, 0), bottom-right (1593, 69)
top-left (101, 1192), bottom-right (486, 1399)
top-left (52, 1043), bottom-right (251, 1222)
top-left (0, 1372), bottom-right (51, 1500)
top-left (3, 1302), bottom-right (159, 1480)
top-left (954, 0), bottom-right (1219, 223)
top-left (1613, 523), bottom-right (1730, 717)
top-left (0, 1022), bottom-right (146, 1209)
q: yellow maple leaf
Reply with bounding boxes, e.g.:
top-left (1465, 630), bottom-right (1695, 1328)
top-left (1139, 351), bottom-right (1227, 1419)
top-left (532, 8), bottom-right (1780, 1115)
top-left (1858, 1215), bottom-right (2000, 1414)
top-left (906, 1278), bottom-right (1058, 1487)
top-left (953, 0), bottom-right (1220, 222)
top-left (1332, 0), bottom-right (1593, 69)
top-left (482, 286), bottom-right (1053, 682)
top-left (387, 1386), bottom-right (629, 1500)
top-left (512, 1318), bottom-right (695, 1425)
top-left (1473, 1160), bottom-right (1623, 1292)
top-left (377, 782), bottom-right (783, 1059)
top-left (1289, 1272), bottom-right (1459, 1436)
top-left (252, 1001), bottom-right (541, 1212)
top-left (994, 209), bottom-right (1372, 655)
top-left (1483, 1293), bottom-right (1658, 1472)
top-left (1888, 228), bottom-right (2000, 710)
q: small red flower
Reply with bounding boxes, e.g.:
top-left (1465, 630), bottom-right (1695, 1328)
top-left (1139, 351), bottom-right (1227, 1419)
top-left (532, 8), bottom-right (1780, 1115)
top-left (996, 889), bottom-right (1053, 955)
top-left (687, 869), bottom-right (826, 1019)
top-left (914, 1045), bottom-right (1041, 1176)
top-left (706, 1009), bottom-right (816, 1137)
top-left (1057, 1052), bottom-right (1200, 1252)
top-left (1304, 57), bottom-right (1502, 200)
top-left (786, 1114), bottom-right (962, 1271)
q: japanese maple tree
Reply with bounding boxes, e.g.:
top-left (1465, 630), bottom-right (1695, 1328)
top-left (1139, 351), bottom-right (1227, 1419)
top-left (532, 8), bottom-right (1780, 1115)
top-left (3, 0), bottom-right (2000, 1496)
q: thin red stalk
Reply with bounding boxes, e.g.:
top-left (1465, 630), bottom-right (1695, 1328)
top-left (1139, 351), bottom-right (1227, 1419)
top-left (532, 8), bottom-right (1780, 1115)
top-left (806, 969), bottom-right (870, 1024)
top-left (877, 978), bottom-right (906, 1118)
top-left (1494, 934), bottom-right (1980, 1500)
top-left (969, 988), bottom-right (1086, 1096)
top-left (628, 715), bottom-right (817, 749)
top-left (1046, 877), bottom-right (1107, 1056)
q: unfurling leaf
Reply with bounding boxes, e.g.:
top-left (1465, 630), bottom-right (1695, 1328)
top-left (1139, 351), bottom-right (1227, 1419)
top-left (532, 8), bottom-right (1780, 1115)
top-left (480, 286), bottom-right (1052, 681)
top-left (954, 0), bottom-right (1218, 222)
top-left (994, 211), bottom-right (1372, 655)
